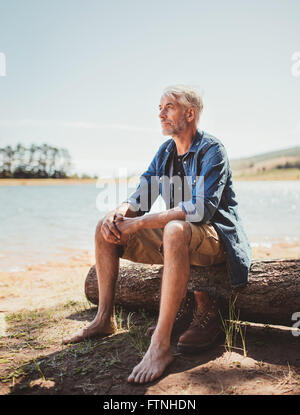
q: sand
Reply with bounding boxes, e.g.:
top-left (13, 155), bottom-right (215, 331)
top-left (0, 178), bottom-right (98, 186)
top-left (0, 241), bottom-right (300, 396)
top-left (0, 240), bottom-right (299, 313)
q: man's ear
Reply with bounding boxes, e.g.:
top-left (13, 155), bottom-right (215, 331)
top-left (186, 107), bottom-right (196, 122)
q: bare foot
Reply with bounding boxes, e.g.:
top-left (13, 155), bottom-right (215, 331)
top-left (127, 342), bottom-right (175, 384)
top-left (62, 321), bottom-right (116, 345)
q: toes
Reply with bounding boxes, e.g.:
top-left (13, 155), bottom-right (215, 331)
top-left (127, 363), bottom-right (142, 383)
top-left (127, 372), bottom-right (133, 383)
top-left (144, 371), bottom-right (154, 384)
top-left (133, 367), bottom-right (144, 383)
top-left (62, 330), bottom-right (84, 344)
top-left (62, 335), bottom-right (76, 345)
top-left (128, 367), bottom-right (155, 384)
top-left (127, 347), bottom-right (174, 384)
top-left (149, 372), bottom-right (156, 383)
top-left (127, 363), bottom-right (148, 384)
top-left (138, 370), bottom-right (147, 384)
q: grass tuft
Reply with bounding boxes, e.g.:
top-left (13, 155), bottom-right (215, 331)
top-left (219, 295), bottom-right (247, 357)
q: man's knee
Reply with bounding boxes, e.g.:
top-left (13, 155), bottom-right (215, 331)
top-left (95, 217), bottom-right (129, 248)
top-left (163, 220), bottom-right (191, 246)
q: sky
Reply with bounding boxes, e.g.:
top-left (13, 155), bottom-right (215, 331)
top-left (0, 0), bottom-right (299, 176)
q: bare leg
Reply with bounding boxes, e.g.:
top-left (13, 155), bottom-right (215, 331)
top-left (128, 220), bottom-right (191, 383)
top-left (63, 219), bottom-right (128, 344)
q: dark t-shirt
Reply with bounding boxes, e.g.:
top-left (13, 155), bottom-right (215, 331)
top-left (171, 150), bottom-right (188, 208)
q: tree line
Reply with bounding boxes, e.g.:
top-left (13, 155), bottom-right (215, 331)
top-left (276, 160), bottom-right (300, 170)
top-left (0, 143), bottom-right (72, 178)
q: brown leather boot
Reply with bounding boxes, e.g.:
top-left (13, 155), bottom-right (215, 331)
top-left (146, 291), bottom-right (195, 337)
top-left (172, 291), bottom-right (195, 336)
top-left (177, 291), bottom-right (223, 353)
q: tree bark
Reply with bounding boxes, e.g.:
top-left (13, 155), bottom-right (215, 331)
top-left (84, 258), bottom-right (300, 326)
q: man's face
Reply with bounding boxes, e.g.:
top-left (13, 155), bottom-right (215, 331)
top-left (159, 95), bottom-right (188, 136)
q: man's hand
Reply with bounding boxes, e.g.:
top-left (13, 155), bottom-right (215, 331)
top-left (101, 207), bottom-right (186, 244)
top-left (101, 212), bottom-right (124, 244)
top-left (114, 216), bottom-right (139, 236)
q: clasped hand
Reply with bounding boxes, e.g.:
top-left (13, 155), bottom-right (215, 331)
top-left (101, 212), bottom-right (138, 244)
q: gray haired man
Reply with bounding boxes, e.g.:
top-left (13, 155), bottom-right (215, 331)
top-left (63, 85), bottom-right (251, 384)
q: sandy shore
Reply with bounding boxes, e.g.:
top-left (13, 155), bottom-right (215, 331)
top-left (0, 178), bottom-right (98, 186)
top-left (0, 249), bottom-right (94, 313)
top-left (1, 242), bottom-right (299, 396)
top-left (0, 177), bottom-right (140, 186)
top-left (251, 240), bottom-right (300, 260)
top-left (0, 174), bottom-right (299, 186)
top-left (0, 240), bottom-right (299, 314)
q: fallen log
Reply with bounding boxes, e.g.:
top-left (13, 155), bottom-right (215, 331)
top-left (84, 258), bottom-right (300, 326)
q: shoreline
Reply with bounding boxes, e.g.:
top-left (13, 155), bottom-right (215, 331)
top-left (250, 239), bottom-right (300, 260)
top-left (0, 178), bottom-right (99, 186)
top-left (0, 239), bottom-right (299, 274)
top-left (1, 239), bottom-right (300, 274)
top-left (0, 174), bottom-right (300, 186)
top-left (0, 240), bottom-right (299, 313)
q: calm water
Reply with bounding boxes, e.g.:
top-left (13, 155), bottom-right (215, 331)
top-left (0, 181), bottom-right (299, 271)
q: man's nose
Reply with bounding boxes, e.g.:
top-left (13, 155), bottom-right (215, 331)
top-left (159, 109), bottom-right (166, 119)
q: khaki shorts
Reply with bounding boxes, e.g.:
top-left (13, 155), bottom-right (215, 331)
top-left (120, 223), bottom-right (226, 267)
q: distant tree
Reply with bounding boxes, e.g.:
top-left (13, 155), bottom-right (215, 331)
top-left (0, 143), bottom-right (73, 179)
top-left (276, 160), bottom-right (300, 170)
top-left (0, 145), bottom-right (14, 177)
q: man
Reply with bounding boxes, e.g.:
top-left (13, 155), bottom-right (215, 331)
top-left (63, 85), bottom-right (252, 384)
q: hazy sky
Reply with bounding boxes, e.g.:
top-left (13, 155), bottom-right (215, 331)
top-left (0, 0), bottom-right (299, 176)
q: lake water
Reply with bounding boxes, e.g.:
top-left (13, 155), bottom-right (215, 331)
top-left (0, 181), bottom-right (299, 271)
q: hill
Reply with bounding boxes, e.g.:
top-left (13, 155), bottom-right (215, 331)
top-left (230, 146), bottom-right (300, 180)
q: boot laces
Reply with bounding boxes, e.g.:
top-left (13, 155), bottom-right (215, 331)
top-left (175, 294), bottom-right (193, 321)
top-left (190, 308), bottom-right (216, 329)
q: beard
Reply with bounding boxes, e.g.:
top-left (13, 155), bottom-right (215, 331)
top-left (162, 115), bottom-right (188, 136)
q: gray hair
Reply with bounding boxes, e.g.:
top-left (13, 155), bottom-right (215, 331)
top-left (162, 85), bottom-right (203, 124)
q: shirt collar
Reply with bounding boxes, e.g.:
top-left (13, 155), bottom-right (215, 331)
top-left (165, 129), bottom-right (203, 154)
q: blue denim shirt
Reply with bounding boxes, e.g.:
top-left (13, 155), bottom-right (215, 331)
top-left (126, 130), bottom-right (252, 288)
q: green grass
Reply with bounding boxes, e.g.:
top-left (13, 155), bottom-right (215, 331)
top-left (233, 167), bottom-right (300, 180)
top-left (0, 302), bottom-right (156, 393)
top-left (114, 306), bottom-right (154, 357)
top-left (230, 146), bottom-right (300, 170)
top-left (219, 295), bottom-right (248, 357)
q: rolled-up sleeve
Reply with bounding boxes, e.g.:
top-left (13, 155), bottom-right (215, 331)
top-left (178, 144), bottom-right (229, 223)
